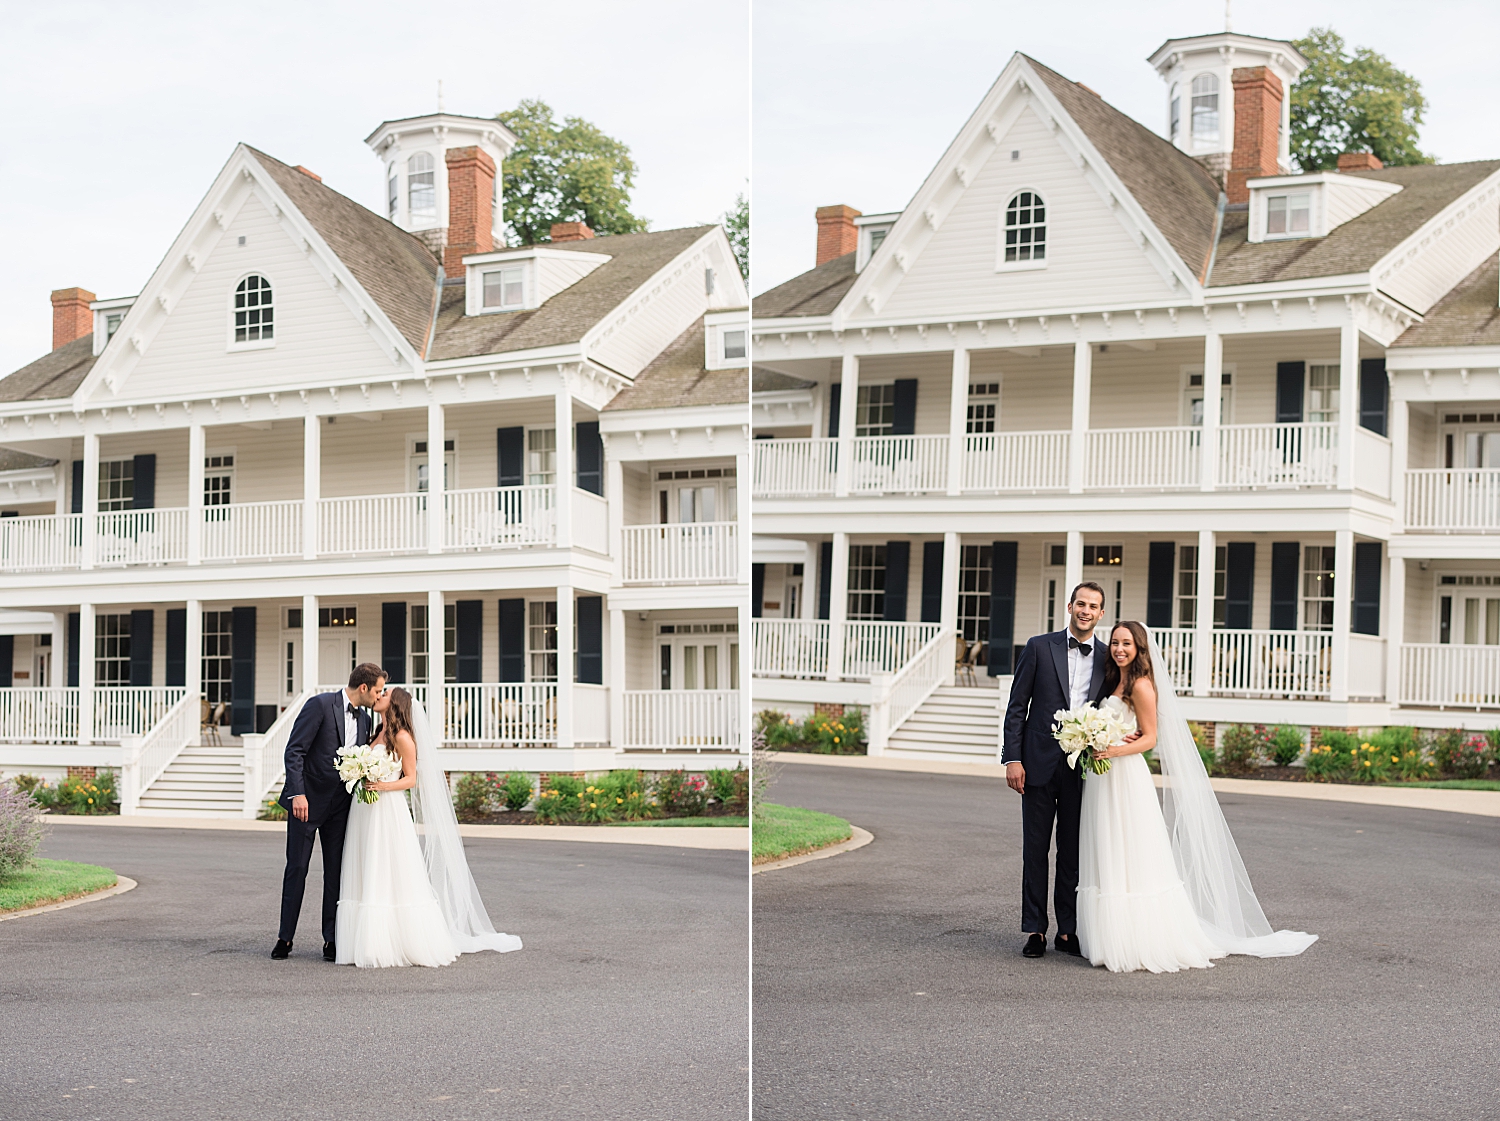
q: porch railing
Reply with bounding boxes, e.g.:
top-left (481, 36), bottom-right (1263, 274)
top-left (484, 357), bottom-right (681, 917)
top-left (200, 500), bottom-right (303, 562)
top-left (753, 438), bottom-right (838, 497)
top-left (621, 690), bottom-right (741, 750)
top-left (849, 435), bottom-right (949, 494)
top-left (1147, 627), bottom-right (1196, 694)
top-left (94, 686), bottom-right (187, 740)
top-left (842, 621), bottom-right (942, 680)
top-left (962, 431), bottom-right (1070, 492)
top-left (408, 683), bottom-right (559, 745)
top-left (1086, 428), bottom-right (1200, 489)
top-left (443, 485), bottom-right (556, 550)
top-left (0, 513), bottom-right (82, 571)
top-left (621, 521), bottom-right (739, 583)
top-left (1400, 644), bottom-right (1500, 709)
top-left (868, 627), bottom-right (953, 754)
top-left (95, 508), bottom-right (188, 566)
top-left (0, 688), bottom-right (79, 743)
top-left (751, 619), bottom-right (941, 681)
top-left (119, 691), bottom-right (200, 814)
top-left (1405, 469), bottom-right (1500, 532)
top-left (241, 690), bottom-right (314, 816)
top-left (1217, 422), bottom-right (1338, 489)
top-left (1210, 630), bottom-right (1332, 699)
top-left (752, 619), bottom-right (830, 678)
top-left (320, 492), bottom-right (427, 556)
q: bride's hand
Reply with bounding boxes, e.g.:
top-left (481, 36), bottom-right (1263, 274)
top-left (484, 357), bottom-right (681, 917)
top-left (365, 780), bottom-right (386, 792)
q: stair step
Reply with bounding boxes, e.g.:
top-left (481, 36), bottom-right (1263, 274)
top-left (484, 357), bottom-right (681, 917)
top-left (135, 806), bottom-right (244, 818)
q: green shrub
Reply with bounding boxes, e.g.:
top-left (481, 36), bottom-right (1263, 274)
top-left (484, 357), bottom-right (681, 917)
top-left (500, 771), bottom-right (534, 812)
top-left (804, 709), bottom-right (865, 754)
top-left (0, 780), bottom-right (47, 876)
top-left (1306, 730), bottom-right (1359, 781)
top-left (653, 769), bottom-right (709, 816)
top-left (1218, 725), bottom-right (1267, 775)
top-left (594, 769), bottom-right (652, 820)
top-left (54, 771), bottom-right (117, 814)
top-left (576, 783), bottom-right (617, 824)
top-left (9, 775), bottom-right (46, 800)
top-left (533, 787), bottom-right (573, 823)
top-left (1268, 725), bottom-right (1305, 768)
top-left (1430, 729), bottom-right (1490, 779)
top-left (258, 797), bottom-right (288, 821)
top-left (757, 710), bottom-right (803, 750)
top-left (1188, 723), bottom-right (1215, 775)
top-left (705, 767), bottom-right (740, 805)
top-left (453, 773), bottom-right (499, 819)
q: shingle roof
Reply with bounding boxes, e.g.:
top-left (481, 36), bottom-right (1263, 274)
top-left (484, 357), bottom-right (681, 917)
top-left (1391, 256), bottom-right (1500, 349)
top-left (247, 147), bottom-right (441, 354)
top-left (0, 333), bottom-right (97, 403)
top-left (0, 446), bottom-right (58, 471)
top-left (1207, 161), bottom-right (1500, 289)
top-left (752, 367), bottom-right (817, 392)
top-left (753, 251), bottom-right (856, 318)
top-left (603, 318), bottom-right (746, 411)
top-left (427, 226), bottom-right (714, 362)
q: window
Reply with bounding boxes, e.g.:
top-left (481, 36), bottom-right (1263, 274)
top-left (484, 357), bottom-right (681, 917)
top-left (959, 544), bottom-right (991, 645)
top-left (1177, 545), bottom-right (1227, 627)
top-left (847, 544), bottom-right (886, 620)
top-left (105, 312), bottom-right (124, 341)
top-left (95, 613), bottom-right (131, 686)
top-left (387, 165), bottom-right (398, 220)
top-left (1170, 85), bottom-right (1181, 140)
top-left (656, 466), bottom-right (736, 524)
top-left (202, 611), bottom-right (233, 706)
top-left (204, 454), bottom-right (233, 517)
top-left (868, 227), bottom-right (889, 255)
top-left (1003, 191), bottom-right (1046, 263)
top-left (1438, 575), bottom-right (1500, 644)
top-left (1308, 364), bottom-right (1340, 424)
top-left (318, 605), bottom-right (357, 628)
top-left (407, 152), bottom-right (436, 221)
top-left (967, 383), bottom-right (999, 434)
top-left (99, 460), bottom-right (133, 512)
top-left (409, 604), bottom-right (456, 685)
top-left (412, 439), bottom-right (455, 494)
top-left (1046, 544), bottom-right (1121, 567)
top-left (1190, 74), bottom-right (1219, 142)
top-left (722, 329), bottom-right (747, 361)
top-left (529, 601), bottom-right (558, 682)
top-left (1267, 193), bottom-right (1310, 235)
top-left (855, 384), bottom-right (895, 437)
top-left (1302, 545), bottom-right (1336, 631)
top-left (233, 275), bottom-right (273, 343)
top-left (482, 266), bottom-right (524, 310)
top-left (285, 641), bottom-right (295, 696)
top-left (526, 428), bottom-right (556, 486)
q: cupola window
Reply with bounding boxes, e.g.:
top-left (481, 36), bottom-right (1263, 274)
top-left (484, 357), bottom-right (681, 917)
top-left (408, 152), bottom-right (436, 221)
top-left (1003, 191), bottom-right (1046, 263)
top-left (233, 275), bottom-right (273, 343)
top-left (387, 164), bottom-right (398, 220)
top-left (1191, 74), bottom-right (1219, 143)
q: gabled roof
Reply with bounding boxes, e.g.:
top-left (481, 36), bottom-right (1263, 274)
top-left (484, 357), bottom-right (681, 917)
top-left (428, 226), bottom-right (714, 362)
top-left (0, 446), bottom-right (58, 471)
top-left (752, 367), bottom-right (817, 392)
top-left (1391, 256), bottom-right (1500, 349)
top-left (0, 333), bottom-right (97, 403)
top-left (753, 251), bottom-right (857, 319)
top-left (603, 318), bottom-right (746, 411)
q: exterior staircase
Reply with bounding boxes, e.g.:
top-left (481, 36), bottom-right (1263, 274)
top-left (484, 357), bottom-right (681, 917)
top-left (136, 742), bottom-right (246, 817)
top-left (886, 685), bottom-right (1002, 760)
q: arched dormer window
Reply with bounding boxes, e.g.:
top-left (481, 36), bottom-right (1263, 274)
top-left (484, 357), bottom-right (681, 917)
top-left (233, 275), bottom-right (273, 343)
top-left (1191, 74), bottom-right (1219, 143)
top-left (408, 152), bottom-right (436, 221)
top-left (1003, 191), bottom-right (1046, 264)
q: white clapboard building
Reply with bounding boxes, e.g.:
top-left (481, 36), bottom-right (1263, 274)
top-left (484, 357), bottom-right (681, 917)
top-left (0, 111), bottom-right (748, 815)
top-left (750, 30), bottom-right (1500, 760)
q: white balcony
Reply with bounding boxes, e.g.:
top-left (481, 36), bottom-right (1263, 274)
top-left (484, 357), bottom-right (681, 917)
top-left (962, 431), bottom-right (1069, 492)
top-left (444, 485), bottom-right (556, 551)
top-left (1087, 427), bottom-right (1200, 490)
top-left (622, 690), bottom-right (742, 751)
top-left (1400, 644), bottom-right (1500, 708)
top-left (95, 509), bottom-right (189, 566)
top-left (1217, 422), bottom-right (1338, 489)
top-left (0, 513), bottom-right (83, 571)
top-left (622, 522), bottom-right (739, 584)
top-left (753, 437), bottom-right (838, 497)
top-left (201, 500), bottom-right (303, 561)
top-left (849, 435), bottom-right (948, 494)
top-left (1405, 469), bottom-right (1500, 532)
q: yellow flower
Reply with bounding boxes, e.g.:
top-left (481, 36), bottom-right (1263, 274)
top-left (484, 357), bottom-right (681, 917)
top-left (589, 803), bottom-right (597, 809)
top-left (87, 798), bottom-right (94, 804)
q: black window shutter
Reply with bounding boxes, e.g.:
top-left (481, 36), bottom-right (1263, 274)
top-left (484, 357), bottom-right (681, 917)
top-left (68, 613), bottom-right (80, 687)
top-left (817, 541), bottom-right (833, 619)
top-left (71, 461), bottom-right (84, 514)
top-left (230, 606), bottom-right (256, 735)
top-left (576, 596), bottom-right (602, 684)
top-left (1353, 541), bottom-right (1383, 635)
top-left (455, 600), bottom-right (483, 683)
top-left (883, 541), bottom-right (910, 621)
top-left (131, 454), bottom-right (156, 509)
top-left (0, 635), bottom-right (12, 688)
top-left (988, 541), bottom-right (1018, 675)
top-left (576, 421), bottom-right (603, 496)
top-left (891, 379), bottom-right (918, 436)
top-left (381, 602), bottom-right (407, 684)
top-left (751, 563), bottom-right (765, 618)
top-left (827, 384), bottom-right (841, 438)
top-left (1224, 543), bottom-right (1255, 629)
top-left (920, 540), bottom-right (944, 623)
top-left (497, 599), bottom-right (525, 682)
top-left (165, 609), bottom-right (186, 687)
top-left (496, 427), bottom-right (524, 488)
top-left (1146, 542), bottom-right (1176, 629)
top-left (1270, 542), bottom-right (1300, 630)
top-left (1276, 362), bottom-right (1305, 424)
top-left (129, 609), bottom-right (154, 686)
top-left (1360, 358), bottom-right (1388, 436)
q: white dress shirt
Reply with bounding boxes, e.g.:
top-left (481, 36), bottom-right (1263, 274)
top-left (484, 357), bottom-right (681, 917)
top-left (1066, 631), bottom-right (1096, 708)
top-left (341, 692), bottom-right (358, 749)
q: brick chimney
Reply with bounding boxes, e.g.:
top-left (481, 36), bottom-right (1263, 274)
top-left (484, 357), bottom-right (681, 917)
top-left (550, 222), bottom-right (594, 242)
top-left (1226, 66), bottom-right (1284, 204)
top-left (1337, 151), bottom-right (1384, 172)
top-left (50, 287), bottom-right (95, 351)
top-left (442, 146), bottom-right (496, 278)
top-left (293, 165), bottom-right (322, 182)
top-left (815, 205), bottom-right (861, 266)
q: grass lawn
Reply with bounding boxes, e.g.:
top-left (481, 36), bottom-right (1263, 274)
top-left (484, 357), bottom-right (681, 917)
top-left (0, 859), bottom-right (117, 913)
top-left (1382, 779), bottom-right (1500, 792)
top-left (753, 802), bottom-right (853, 864)
top-left (614, 816), bottom-right (749, 827)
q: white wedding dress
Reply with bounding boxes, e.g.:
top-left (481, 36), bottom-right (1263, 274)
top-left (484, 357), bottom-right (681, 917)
top-left (336, 698), bottom-right (522, 968)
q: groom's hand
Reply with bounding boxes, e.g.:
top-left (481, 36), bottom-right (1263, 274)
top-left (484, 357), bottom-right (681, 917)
top-left (1006, 762), bottom-right (1026, 794)
top-left (291, 795), bottom-right (309, 822)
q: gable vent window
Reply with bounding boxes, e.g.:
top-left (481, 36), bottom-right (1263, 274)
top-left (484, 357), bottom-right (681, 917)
top-left (1267, 193), bottom-right (1310, 235)
top-left (408, 152), bottom-right (436, 221)
top-left (1004, 191), bottom-right (1046, 263)
top-left (723, 329), bottom-right (746, 360)
top-left (233, 275), bottom-right (273, 343)
top-left (1191, 73), bottom-right (1219, 142)
top-left (483, 266), bottom-right (524, 310)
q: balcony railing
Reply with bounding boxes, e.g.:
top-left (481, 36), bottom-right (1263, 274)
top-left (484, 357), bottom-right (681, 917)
top-left (1217, 423), bottom-right (1338, 489)
top-left (622, 521), bottom-right (739, 583)
top-left (320, 492), bottom-right (427, 556)
top-left (201, 500), bottom-right (303, 562)
top-left (444, 485), bottom-right (556, 550)
top-left (1087, 427), bottom-right (1200, 489)
top-left (1400, 644), bottom-right (1500, 708)
top-left (0, 514), bottom-right (82, 571)
top-left (96, 508), bottom-right (188, 566)
top-left (622, 690), bottom-right (741, 750)
top-left (751, 619), bottom-right (940, 681)
top-left (963, 431), bottom-right (1069, 492)
top-left (753, 437), bottom-right (838, 497)
top-left (849, 435), bottom-right (948, 494)
top-left (1210, 630), bottom-right (1333, 699)
top-left (1405, 469), bottom-right (1500, 532)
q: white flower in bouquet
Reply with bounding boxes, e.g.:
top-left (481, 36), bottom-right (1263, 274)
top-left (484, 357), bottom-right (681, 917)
top-left (1051, 700), bottom-right (1135, 776)
top-left (336, 743), bottom-right (396, 804)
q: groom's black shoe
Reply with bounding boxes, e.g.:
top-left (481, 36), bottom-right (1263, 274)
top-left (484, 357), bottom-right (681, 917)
top-left (271, 939), bottom-right (292, 960)
top-left (1022, 933), bottom-right (1047, 958)
top-left (1055, 933), bottom-right (1082, 957)
top-left (323, 941), bottom-right (336, 962)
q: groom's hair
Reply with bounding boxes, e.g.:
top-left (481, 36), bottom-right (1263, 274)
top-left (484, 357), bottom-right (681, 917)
top-left (348, 662), bottom-right (387, 690)
top-left (1069, 581), bottom-right (1105, 608)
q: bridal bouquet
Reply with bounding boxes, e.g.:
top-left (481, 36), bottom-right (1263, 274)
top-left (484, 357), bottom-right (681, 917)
top-left (1051, 702), bottom-right (1135, 776)
top-left (336, 743), bottom-right (401, 804)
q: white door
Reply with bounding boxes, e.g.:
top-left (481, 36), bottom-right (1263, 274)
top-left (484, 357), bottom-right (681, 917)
top-left (658, 636), bottom-right (740, 691)
top-left (319, 636), bottom-right (356, 685)
top-left (33, 647), bottom-right (51, 688)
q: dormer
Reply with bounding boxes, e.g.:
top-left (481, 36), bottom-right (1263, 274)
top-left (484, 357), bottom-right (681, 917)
top-left (90, 295), bottom-right (135, 356)
top-left (704, 309), bottom-right (748, 370)
top-left (462, 247), bottom-right (611, 316)
top-left (1246, 171), bottom-right (1403, 242)
top-left (364, 113), bottom-right (517, 247)
top-left (854, 212), bottom-right (899, 273)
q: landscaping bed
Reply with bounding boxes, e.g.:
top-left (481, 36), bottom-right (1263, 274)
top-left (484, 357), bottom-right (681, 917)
top-left (13, 772), bottom-right (119, 815)
top-left (0, 858), bottom-right (118, 914)
top-left (1188, 723), bottom-right (1500, 787)
top-left (753, 802), bottom-right (853, 864)
top-left (755, 709), bottom-right (868, 755)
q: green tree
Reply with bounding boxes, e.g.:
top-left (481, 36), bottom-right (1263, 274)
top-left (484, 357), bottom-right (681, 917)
top-left (1290, 28), bottom-right (1433, 171)
top-left (495, 99), bottom-right (649, 245)
top-left (722, 192), bottom-right (748, 280)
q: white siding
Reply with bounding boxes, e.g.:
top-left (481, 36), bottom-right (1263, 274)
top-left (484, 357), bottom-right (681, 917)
top-left (588, 239), bottom-right (713, 379)
top-left (1379, 179), bottom-right (1500, 314)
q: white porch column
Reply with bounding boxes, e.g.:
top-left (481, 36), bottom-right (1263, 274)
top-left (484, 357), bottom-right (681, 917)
top-left (554, 380), bottom-right (574, 548)
top-left (80, 431), bottom-right (99, 571)
top-left (53, 465), bottom-right (66, 518)
top-left (185, 599), bottom-right (203, 703)
top-left (800, 541), bottom-right (817, 619)
top-left (77, 603), bottom-right (95, 745)
top-left (606, 457), bottom-right (624, 579)
top-left (945, 348), bottom-right (969, 496)
top-left (1385, 553), bottom-right (1405, 706)
top-left (834, 354), bottom-right (859, 498)
top-left (608, 607), bottom-right (626, 748)
top-left (1068, 341), bottom-right (1091, 494)
top-left (1192, 529), bottom-right (1215, 697)
top-left (555, 586), bottom-right (575, 747)
top-left (1331, 528), bottom-right (1354, 701)
top-left (50, 613), bottom-right (65, 687)
top-left (427, 402), bottom-right (445, 555)
top-left (301, 595), bottom-right (319, 694)
top-left (1389, 397), bottom-right (1409, 530)
top-left (826, 532), bottom-right (850, 681)
top-left (302, 414), bottom-right (321, 561)
top-left (187, 423), bottom-right (205, 565)
top-left (939, 532), bottom-right (961, 636)
top-left (1338, 322), bottom-right (1359, 490)
top-left (1064, 530), bottom-right (1084, 608)
top-left (1200, 330), bottom-right (1223, 492)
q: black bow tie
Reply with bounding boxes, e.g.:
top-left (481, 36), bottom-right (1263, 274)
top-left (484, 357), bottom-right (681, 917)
top-left (346, 704), bottom-right (358, 717)
top-left (1069, 637), bottom-right (1092, 654)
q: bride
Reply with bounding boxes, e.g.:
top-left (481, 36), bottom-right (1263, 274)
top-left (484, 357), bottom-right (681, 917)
top-left (1076, 620), bottom-right (1316, 973)
top-left (335, 687), bottom-right (523, 968)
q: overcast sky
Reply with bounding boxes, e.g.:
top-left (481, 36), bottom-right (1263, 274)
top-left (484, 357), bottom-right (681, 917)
top-left (752, 0), bottom-right (1500, 295)
top-left (0, 0), bottom-right (747, 376)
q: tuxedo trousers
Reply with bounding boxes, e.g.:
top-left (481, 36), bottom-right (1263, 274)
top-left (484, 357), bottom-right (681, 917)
top-left (1020, 763), bottom-right (1084, 935)
top-left (279, 800), bottom-right (351, 945)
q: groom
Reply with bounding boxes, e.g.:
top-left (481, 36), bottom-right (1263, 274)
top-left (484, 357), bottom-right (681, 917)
top-left (1002, 581), bottom-right (1108, 959)
top-left (271, 662), bottom-right (387, 961)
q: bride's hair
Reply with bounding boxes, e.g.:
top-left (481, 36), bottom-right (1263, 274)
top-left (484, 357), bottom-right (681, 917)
top-left (1102, 620), bottom-right (1154, 702)
top-left (379, 687), bottom-right (415, 757)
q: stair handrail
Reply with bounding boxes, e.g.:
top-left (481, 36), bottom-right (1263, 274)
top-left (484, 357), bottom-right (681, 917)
top-left (242, 690), bottom-right (314, 818)
top-left (119, 691), bottom-right (201, 815)
top-left (867, 627), bottom-right (953, 756)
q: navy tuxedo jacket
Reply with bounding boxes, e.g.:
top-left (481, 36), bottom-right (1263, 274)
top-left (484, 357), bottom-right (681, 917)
top-left (279, 690), bottom-right (371, 819)
top-left (1001, 629), bottom-right (1109, 787)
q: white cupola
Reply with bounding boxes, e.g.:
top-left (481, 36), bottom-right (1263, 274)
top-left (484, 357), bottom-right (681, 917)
top-left (364, 113), bottom-right (517, 248)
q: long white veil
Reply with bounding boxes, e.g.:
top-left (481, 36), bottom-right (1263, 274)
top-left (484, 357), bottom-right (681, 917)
top-left (407, 697), bottom-right (522, 954)
top-left (1146, 634), bottom-right (1317, 958)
